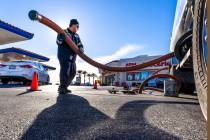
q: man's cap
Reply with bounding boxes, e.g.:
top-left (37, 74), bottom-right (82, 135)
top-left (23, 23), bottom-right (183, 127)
top-left (70, 19), bottom-right (79, 27)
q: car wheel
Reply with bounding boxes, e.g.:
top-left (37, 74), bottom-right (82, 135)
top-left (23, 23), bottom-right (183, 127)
top-left (193, 0), bottom-right (207, 120)
top-left (1, 79), bottom-right (9, 85)
top-left (23, 81), bottom-right (30, 86)
top-left (23, 81), bottom-right (27, 85)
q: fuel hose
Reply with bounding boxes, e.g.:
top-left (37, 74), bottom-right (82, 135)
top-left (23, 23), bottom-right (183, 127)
top-left (28, 10), bottom-right (174, 72)
top-left (138, 74), bottom-right (181, 94)
top-left (134, 67), bottom-right (169, 94)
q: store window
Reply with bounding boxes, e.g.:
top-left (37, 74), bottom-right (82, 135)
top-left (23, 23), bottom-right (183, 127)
top-left (127, 71), bottom-right (151, 81)
top-left (127, 73), bottom-right (134, 81)
top-left (141, 71), bottom-right (150, 80)
top-left (134, 73), bottom-right (141, 81)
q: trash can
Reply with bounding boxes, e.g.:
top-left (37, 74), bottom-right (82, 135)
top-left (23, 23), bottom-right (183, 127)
top-left (164, 79), bottom-right (179, 97)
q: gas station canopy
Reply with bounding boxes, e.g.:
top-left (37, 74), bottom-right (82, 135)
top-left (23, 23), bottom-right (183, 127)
top-left (0, 20), bottom-right (34, 45)
top-left (0, 47), bottom-right (49, 62)
top-left (0, 20), bottom-right (55, 70)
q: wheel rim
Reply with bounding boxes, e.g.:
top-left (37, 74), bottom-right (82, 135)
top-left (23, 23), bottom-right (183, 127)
top-left (201, 1), bottom-right (208, 71)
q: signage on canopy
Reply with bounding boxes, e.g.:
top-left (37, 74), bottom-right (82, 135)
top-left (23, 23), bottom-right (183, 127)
top-left (125, 60), bottom-right (170, 70)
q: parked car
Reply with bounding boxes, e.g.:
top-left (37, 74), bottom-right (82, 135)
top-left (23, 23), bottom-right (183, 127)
top-left (170, 0), bottom-right (207, 119)
top-left (0, 60), bottom-right (50, 85)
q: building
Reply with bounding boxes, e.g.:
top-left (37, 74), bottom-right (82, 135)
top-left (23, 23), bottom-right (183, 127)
top-left (99, 55), bottom-right (170, 87)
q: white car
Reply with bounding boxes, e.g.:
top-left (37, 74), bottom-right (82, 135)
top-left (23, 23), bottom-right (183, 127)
top-left (0, 60), bottom-right (50, 85)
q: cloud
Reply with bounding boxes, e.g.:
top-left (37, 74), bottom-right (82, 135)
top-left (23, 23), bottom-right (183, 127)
top-left (45, 44), bottom-right (144, 84)
top-left (95, 44), bottom-right (143, 64)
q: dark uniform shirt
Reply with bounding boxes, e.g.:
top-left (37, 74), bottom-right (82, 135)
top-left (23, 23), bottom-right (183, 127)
top-left (57, 28), bottom-right (83, 62)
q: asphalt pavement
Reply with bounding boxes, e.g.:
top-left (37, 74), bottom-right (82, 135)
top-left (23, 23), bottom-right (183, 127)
top-left (0, 85), bottom-right (207, 140)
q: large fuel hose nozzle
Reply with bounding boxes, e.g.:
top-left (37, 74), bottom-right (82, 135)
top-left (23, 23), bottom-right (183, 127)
top-left (28, 10), bottom-right (39, 21)
top-left (28, 10), bottom-right (175, 72)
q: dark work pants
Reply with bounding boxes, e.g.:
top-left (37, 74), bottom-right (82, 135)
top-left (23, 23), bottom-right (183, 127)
top-left (58, 55), bottom-right (76, 89)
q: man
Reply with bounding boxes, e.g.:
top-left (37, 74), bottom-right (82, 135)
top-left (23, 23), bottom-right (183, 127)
top-left (56, 19), bottom-right (84, 94)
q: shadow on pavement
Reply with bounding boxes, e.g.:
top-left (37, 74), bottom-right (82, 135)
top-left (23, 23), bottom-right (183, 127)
top-left (16, 89), bottom-right (36, 96)
top-left (20, 94), bottom-right (109, 140)
top-left (20, 94), bottom-right (199, 140)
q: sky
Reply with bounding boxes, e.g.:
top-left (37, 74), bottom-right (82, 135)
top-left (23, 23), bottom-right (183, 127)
top-left (0, 0), bottom-right (177, 83)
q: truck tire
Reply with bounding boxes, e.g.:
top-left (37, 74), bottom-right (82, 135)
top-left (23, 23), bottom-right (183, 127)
top-left (174, 30), bottom-right (192, 61)
top-left (193, 0), bottom-right (207, 120)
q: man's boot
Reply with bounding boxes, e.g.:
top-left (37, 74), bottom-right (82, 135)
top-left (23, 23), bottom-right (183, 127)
top-left (58, 86), bottom-right (68, 95)
top-left (66, 89), bottom-right (72, 93)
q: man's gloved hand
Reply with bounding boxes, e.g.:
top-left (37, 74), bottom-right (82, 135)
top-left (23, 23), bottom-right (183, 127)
top-left (56, 33), bottom-right (65, 45)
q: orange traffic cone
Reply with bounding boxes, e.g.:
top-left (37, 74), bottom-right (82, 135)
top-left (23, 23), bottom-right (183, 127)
top-left (93, 80), bottom-right (97, 89)
top-left (30, 72), bottom-right (39, 91)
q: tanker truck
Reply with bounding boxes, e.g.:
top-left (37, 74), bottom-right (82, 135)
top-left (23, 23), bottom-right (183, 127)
top-left (170, 0), bottom-right (207, 119)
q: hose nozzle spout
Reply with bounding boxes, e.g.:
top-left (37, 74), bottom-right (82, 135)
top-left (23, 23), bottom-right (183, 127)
top-left (28, 10), bottom-right (42, 21)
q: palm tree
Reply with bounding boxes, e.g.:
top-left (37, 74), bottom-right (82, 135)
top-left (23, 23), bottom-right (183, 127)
top-left (82, 71), bottom-right (87, 85)
top-left (77, 70), bottom-right (83, 85)
top-left (77, 70), bottom-right (83, 78)
top-left (87, 73), bottom-right (91, 84)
